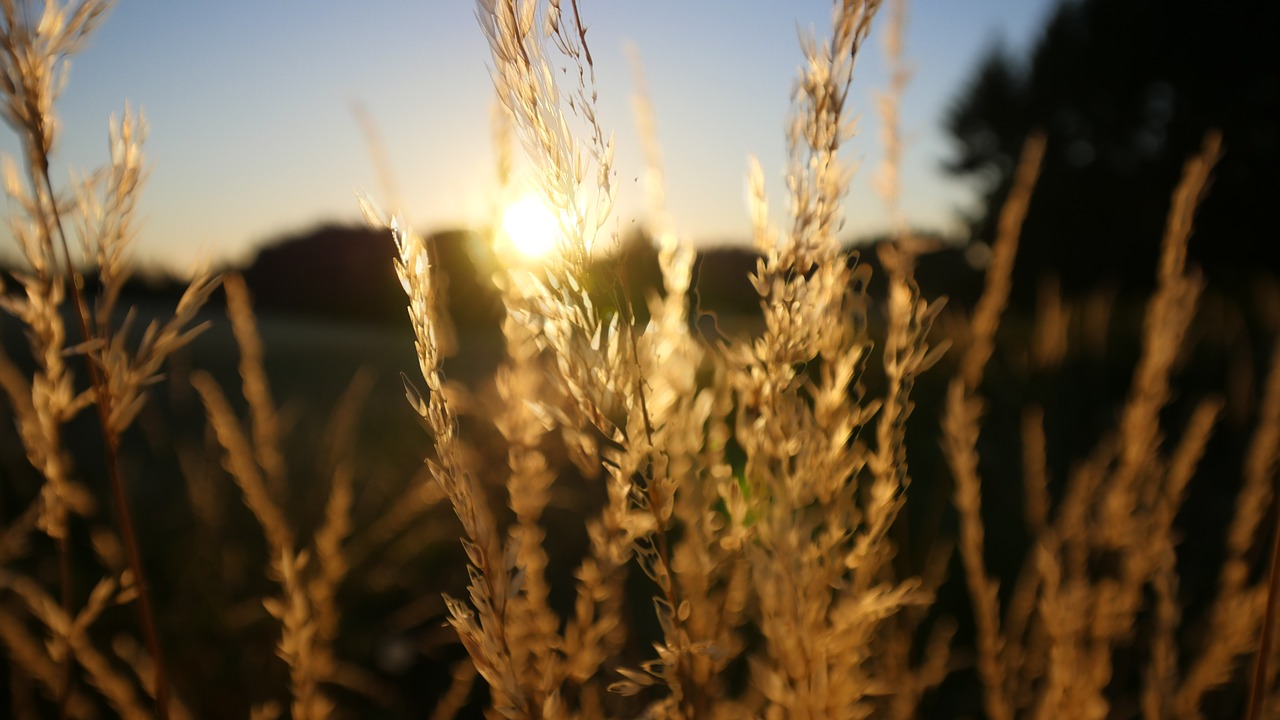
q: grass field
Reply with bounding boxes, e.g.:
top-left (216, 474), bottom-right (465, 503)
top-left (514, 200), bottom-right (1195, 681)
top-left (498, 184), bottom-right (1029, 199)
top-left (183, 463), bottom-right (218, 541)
top-left (2, 0), bottom-right (1279, 718)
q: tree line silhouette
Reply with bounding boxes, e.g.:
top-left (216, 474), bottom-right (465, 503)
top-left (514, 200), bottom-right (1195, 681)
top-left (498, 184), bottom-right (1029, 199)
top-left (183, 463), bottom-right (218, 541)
top-left (945, 0), bottom-right (1277, 300)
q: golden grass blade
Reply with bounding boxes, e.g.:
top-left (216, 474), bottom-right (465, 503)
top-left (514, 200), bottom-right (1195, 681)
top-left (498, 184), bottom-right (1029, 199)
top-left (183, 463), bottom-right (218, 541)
top-left (222, 274), bottom-right (287, 494)
top-left (428, 659), bottom-right (478, 720)
top-left (191, 371), bottom-right (294, 558)
top-left (1247, 339), bottom-right (1280, 720)
top-left (944, 131), bottom-right (1045, 720)
top-left (956, 132), bottom-right (1046, 392)
top-left (0, 605), bottom-right (97, 719)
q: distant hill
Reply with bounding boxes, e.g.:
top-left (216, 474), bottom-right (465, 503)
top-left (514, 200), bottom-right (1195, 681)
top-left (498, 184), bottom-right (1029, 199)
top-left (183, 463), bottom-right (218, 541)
top-left (0, 264), bottom-right (196, 305)
top-left (240, 224), bottom-right (502, 330)
top-left (0, 224), bottom-right (986, 330)
top-left (211, 222), bottom-right (992, 328)
top-left (238, 224), bottom-right (667, 330)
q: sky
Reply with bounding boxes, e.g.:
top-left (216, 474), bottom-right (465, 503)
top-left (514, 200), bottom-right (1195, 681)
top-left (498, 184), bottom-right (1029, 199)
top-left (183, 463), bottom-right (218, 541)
top-left (1, 0), bottom-right (1061, 275)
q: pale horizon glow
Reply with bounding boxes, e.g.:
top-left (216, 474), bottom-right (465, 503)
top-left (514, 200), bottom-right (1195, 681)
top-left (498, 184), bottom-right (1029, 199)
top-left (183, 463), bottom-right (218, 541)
top-left (0, 1), bottom-right (1061, 276)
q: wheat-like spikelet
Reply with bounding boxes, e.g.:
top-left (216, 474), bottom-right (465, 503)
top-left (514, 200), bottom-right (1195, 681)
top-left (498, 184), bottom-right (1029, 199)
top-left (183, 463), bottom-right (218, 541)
top-left (0, 570), bottom-right (151, 719)
top-left (1053, 134), bottom-right (1220, 718)
top-left (868, 243), bottom-right (948, 558)
top-left (378, 208), bottom-right (529, 713)
top-left (0, 604), bottom-right (98, 718)
top-left (378, 1), bottom-right (968, 717)
top-left (0, 328), bottom-right (94, 542)
top-left (493, 285), bottom-right (563, 704)
top-left (1143, 397), bottom-right (1223, 719)
top-left (721, 2), bottom-right (957, 717)
top-left (193, 368), bottom-right (295, 558)
top-left (953, 132), bottom-right (1047, 393)
top-left (623, 42), bottom-right (756, 719)
top-left (866, 242), bottom-right (950, 718)
top-left (110, 635), bottom-right (196, 720)
top-left (191, 273), bottom-right (392, 715)
top-left (262, 549), bottom-right (335, 720)
top-left (79, 109), bottom-right (218, 436)
top-left (0, 5), bottom-right (221, 715)
top-left (0, 1), bottom-right (111, 156)
top-left (945, 127), bottom-right (1276, 719)
top-left (0, 131), bottom-right (95, 543)
top-left (1089, 134), bottom-right (1219, 593)
top-left (944, 131), bottom-right (1046, 720)
top-left (308, 370), bottom-right (369, 647)
top-left (491, 172), bottom-right (650, 717)
top-left (2, 0), bottom-right (1273, 716)
top-left (477, 2), bottom-right (712, 715)
top-left (224, 273), bottom-right (288, 494)
top-left (1178, 336), bottom-right (1280, 716)
top-left (479, 0), bottom-right (613, 270)
top-left (872, 0), bottom-right (909, 236)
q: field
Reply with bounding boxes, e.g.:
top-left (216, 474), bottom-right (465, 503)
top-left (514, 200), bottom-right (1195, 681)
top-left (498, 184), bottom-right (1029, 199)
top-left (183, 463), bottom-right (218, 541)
top-left (2, 0), bottom-right (1279, 719)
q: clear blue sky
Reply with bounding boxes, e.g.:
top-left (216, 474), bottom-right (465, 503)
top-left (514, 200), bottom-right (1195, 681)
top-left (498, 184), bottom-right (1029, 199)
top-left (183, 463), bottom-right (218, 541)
top-left (2, 0), bottom-right (1059, 274)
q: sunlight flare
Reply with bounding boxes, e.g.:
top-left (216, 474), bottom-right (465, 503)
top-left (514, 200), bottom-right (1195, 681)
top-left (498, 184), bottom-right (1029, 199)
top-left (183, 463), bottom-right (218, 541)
top-left (500, 192), bottom-right (560, 261)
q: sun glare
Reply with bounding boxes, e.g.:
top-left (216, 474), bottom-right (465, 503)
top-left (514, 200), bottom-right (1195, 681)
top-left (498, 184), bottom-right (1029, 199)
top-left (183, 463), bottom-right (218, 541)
top-left (500, 193), bottom-right (560, 261)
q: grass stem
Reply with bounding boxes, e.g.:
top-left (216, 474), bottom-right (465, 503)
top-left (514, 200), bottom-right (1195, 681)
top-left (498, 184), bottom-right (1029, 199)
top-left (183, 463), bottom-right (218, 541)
top-left (1247, 492), bottom-right (1280, 720)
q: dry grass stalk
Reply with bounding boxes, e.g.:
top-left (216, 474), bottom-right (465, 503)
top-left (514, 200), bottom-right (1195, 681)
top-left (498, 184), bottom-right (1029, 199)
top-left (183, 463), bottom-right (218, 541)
top-left (946, 128), bottom-right (1278, 718)
top-left (0, 3), bottom-right (218, 716)
top-left (864, 4), bottom-right (960, 710)
top-left (262, 549), bottom-right (335, 720)
top-left (1213, 334), bottom-right (1280, 583)
top-left (944, 131), bottom-right (1045, 720)
top-left (191, 274), bottom-right (388, 715)
top-left (618, 39), bottom-right (743, 720)
top-left (873, 0), bottom-right (909, 237)
top-left (493, 271), bottom-right (562, 704)
top-left (310, 369), bottom-right (370, 646)
top-left (378, 208), bottom-right (526, 714)
top-left (224, 273), bottom-right (288, 496)
top-left (0, 604), bottom-right (98, 719)
top-left (1191, 334), bottom-right (1280, 717)
top-left (953, 133), bottom-right (1048, 393)
top-left (0, 570), bottom-right (150, 719)
top-left (1020, 406), bottom-right (1050, 536)
top-left (391, 0), bottom-right (950, 717)
top-left (455, 2), bottom-right (688, 716)
top-left (192, 367), bottom-right (294, 559)
top-left (110, 636), bottom-right (195, 720)
top-left (387, 0), bottom-right (969, 716)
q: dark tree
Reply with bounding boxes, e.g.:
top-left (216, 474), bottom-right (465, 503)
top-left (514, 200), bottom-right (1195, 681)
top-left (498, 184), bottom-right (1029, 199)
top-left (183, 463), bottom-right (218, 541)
top-left (945, 0), bottom-right (1279, 298)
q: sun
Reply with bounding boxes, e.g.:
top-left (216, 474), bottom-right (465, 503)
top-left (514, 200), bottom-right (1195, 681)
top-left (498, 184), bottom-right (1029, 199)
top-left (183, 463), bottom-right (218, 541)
top-left (500, 193), bottom-right (560, 261)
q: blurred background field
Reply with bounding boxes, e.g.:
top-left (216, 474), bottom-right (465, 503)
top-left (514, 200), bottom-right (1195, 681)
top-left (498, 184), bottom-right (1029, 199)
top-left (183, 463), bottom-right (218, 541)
top-left (6, 237), bottom-right (1277, 716)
